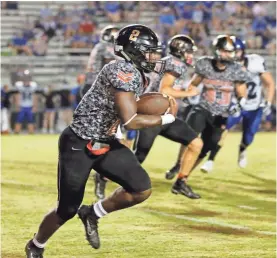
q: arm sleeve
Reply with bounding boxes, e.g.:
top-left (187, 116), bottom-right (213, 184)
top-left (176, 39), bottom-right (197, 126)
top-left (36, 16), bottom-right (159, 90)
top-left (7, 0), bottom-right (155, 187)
top-left (164, 57), bottom-right (184, 77)
top-left (234, 63), bottom-right (251, 82)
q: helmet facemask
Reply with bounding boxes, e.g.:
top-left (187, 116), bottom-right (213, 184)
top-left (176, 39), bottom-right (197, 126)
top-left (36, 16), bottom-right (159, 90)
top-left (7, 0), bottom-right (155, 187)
top-left (215, 49), bottom-right (236, 64)
top-left (116, 43), bottom-right (166, 74)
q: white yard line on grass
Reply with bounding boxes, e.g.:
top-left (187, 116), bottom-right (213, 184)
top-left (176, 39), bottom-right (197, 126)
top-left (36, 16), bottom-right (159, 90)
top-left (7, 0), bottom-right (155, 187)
top-left (142, 208), bottom-right (276, 236)
top-left (238, 205), bottom-right (258, 210)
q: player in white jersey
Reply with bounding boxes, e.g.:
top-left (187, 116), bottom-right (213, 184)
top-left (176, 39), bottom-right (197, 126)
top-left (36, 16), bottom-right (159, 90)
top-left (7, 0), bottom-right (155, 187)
top-left (201, 37), bottom-right (275, 172)
top-left (14, 72), bottom-right (38, 134)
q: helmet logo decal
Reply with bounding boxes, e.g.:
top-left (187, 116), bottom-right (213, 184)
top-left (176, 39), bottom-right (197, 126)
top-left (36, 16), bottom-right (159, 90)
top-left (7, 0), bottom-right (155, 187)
top-left (129, 30), bottom-right (140, 41)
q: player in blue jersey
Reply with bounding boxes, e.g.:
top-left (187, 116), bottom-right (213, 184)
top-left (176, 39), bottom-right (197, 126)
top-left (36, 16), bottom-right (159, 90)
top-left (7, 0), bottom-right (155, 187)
top-left (201, 37), bottom-right (275, 172)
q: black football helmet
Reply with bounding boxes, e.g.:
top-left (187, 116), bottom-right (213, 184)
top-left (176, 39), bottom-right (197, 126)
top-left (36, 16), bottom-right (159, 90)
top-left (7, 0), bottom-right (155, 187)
top-left (114, 24), bottom-right (165, 74)
top-left (168, 35), bottom-right (197, 66)
top-left (100, 25), bottom-right (120, 43)
top-left (212, 35), bottom-right (236, 63)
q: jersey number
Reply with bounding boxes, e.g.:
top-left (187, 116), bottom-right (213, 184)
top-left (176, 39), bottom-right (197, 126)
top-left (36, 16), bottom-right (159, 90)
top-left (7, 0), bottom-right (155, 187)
top-left (22, 91), bottom-right (32, 100)
top-left (246, 82), bottom-right (257, 99)
top-left (129, 30), bottom-right (140, 41)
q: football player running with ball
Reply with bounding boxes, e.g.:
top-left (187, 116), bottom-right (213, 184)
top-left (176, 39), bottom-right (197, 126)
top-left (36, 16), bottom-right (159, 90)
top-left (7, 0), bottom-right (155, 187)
top-left (25, 24), bottom-right (178, 257)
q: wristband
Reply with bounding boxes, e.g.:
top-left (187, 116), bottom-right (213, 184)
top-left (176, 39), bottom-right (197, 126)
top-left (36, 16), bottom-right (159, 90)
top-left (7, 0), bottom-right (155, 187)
top-left (161, 114), bottom-right (175, 125)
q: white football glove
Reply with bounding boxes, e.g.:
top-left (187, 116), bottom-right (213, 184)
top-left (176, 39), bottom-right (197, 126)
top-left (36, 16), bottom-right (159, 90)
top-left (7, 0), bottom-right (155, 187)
top-left (229, 104), bottom-right (241, 117)
top-left (260, 100), bottom-right (272, 116)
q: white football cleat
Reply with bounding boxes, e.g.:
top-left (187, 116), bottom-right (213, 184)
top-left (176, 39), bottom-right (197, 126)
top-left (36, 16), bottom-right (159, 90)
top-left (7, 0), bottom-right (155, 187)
top-left (200, 160), bottom-right (214, 173)
top-left (238, 150), bottom-right (247, 168)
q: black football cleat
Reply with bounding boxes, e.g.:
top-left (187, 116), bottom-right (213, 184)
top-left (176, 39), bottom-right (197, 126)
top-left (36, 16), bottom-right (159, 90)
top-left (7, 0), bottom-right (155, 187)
top-left (171, 179), bottom-right (201, 199)
top-left (25, 239), bottom-right (44, 258)
top-left (78, 205), bottom-right (100, 249)
top-left (165, 163), bottom-right (180, 180)
top-left (94, 173), bottom-right (107, 200)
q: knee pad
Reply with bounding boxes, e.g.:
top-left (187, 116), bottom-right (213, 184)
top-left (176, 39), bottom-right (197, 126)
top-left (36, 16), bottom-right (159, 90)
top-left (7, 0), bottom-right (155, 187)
top-left (56, 204), bottom-right (79, 221)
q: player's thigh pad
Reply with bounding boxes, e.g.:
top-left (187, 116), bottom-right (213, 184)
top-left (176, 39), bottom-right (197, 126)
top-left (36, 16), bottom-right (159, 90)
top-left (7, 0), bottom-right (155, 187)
top-left (94, 141), bottom-right (151, 193)
top-left (133, 126), bottom-right (162, 162)
top-left (57, 127), bottom-right (93, 219)
top-left (160, 118), bottom-right (198, 145)
top-left (185, 106), bottom-right (208, 134)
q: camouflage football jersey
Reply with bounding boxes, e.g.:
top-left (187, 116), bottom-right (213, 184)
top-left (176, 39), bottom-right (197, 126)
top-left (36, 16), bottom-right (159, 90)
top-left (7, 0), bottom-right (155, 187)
top-left (85, 41), bottom-right (119, 87)
top-left (87, 41), bottom-right (117, 72)
top-left (146, 55), bottom-right (188, 93)
top-left (146, 55), bottom-right (202, 107)
top-left (195, 56), bottom-right (249, 116)
top-left (70, 60), bottom-right (146, 141)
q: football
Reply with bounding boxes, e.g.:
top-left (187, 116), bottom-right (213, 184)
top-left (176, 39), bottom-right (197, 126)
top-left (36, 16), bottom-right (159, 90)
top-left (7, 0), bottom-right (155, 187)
top-left (137, 92), bottom-right (171, 115)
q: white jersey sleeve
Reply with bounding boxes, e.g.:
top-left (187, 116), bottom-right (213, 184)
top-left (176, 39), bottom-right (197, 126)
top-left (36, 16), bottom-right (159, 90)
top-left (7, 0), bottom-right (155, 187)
top-left (246, 54), bottom-right (266, 74)
top-left (244, 54), bottom-right (265, 111)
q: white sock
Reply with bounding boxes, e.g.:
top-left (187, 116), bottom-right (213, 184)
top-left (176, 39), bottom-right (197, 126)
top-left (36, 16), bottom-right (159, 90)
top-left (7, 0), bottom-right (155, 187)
top-left (93, 200), bottom-right (108, 218)
top-left (32, 234), bottom-right (46, 249)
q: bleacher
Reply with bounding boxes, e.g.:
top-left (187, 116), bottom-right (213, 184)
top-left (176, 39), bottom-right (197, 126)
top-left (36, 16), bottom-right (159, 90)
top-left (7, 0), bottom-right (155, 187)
top-left (1, 2), bottom-right (158, 87)
top-left (1, 1), bottom-right (276, 87)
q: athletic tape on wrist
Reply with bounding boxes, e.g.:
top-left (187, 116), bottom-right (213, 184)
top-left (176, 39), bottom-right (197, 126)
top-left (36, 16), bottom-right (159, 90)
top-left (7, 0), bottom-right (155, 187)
top-left (161, 114), bottom-right (175, 125)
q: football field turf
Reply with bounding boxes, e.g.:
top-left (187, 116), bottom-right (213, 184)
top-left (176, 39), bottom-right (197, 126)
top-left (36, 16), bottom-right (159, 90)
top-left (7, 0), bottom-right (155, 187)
top-left (2, 133), bottom-right (276, 258)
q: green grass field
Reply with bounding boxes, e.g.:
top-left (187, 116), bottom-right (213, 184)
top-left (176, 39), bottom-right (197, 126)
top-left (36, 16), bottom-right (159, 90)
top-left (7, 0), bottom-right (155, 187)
top-left (2, 133), bottom-right (276, 258)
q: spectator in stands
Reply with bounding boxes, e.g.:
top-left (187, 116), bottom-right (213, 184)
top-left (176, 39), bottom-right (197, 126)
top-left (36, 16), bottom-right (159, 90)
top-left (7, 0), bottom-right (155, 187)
top-left (174, 3), bottom-right (193, 35)
top-left (252, 14), bottom-right (270, 48)
top-left (79, 15), bottom-right (97, 35)
top-left (31, 33), bottom-right (48, 56)
top-left (84, 1), bottom-right (100, 16)
top-left (211, 3), bottom-right (229, 31)
top-left (105, 2), bottom-right (122, 23)
top-left (40, 3), bottom-right (52, 19)
top-left (70, 29), bottom-right (93, 49)
top-left (191, 3), bottom-right (204, 24)
top-left (1, 1), bottom-right (18, 10)
top-left (122, 2), bottom-right (139, 22)
top-left (63, 16), bottom-right (79, 40)
top-left (9, 32), bottom-right (32, 56)
top-left (266, 39), bottom-right (276, 55)
top-left (1, 84), bottom-right (10, 134)
top-left (56, 4), bottom-right (67, 20)
top-left (159, 7), bottom-right (176, 39)
top-left (41, 16), bottom-right (57, 39)
top-left (22, 17), bottom-right (35, 41)
top-left (252, 2), bottom-right (266, 17)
